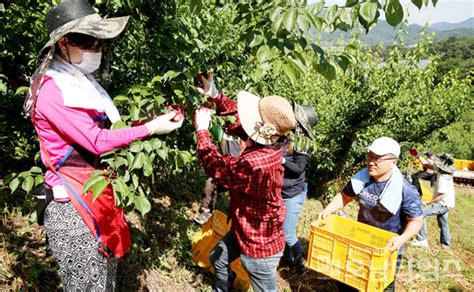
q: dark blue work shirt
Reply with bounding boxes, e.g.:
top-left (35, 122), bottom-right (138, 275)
top-left (342, 178), bottom-right (423, 235)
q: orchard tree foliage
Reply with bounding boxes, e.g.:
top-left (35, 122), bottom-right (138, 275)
top-left (3, 0), bottom-right (469, 214)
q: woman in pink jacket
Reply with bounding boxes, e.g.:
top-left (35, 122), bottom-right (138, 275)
top-left (23, 0), bottom-right (183, 290)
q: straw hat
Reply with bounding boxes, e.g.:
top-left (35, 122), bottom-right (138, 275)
top-left (237, 91), bottom-right (296, 145)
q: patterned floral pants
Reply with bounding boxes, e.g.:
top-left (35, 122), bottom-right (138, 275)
top-left (44, 201), bottom-right (117, 291)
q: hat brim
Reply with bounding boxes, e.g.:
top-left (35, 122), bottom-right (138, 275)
top-left (293, 102), bottom-right (315, 141)
top-left (237, 91), bottom-right (275, 145)
top-left (434, 159), bottom-right (456, 174)
top-left (41, 14), bottom-right (130, 52)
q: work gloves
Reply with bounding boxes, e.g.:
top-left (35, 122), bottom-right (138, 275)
top-left (194, 107), bottom-right (211, 131)
top-left (196, 73), bottom-right (220, 99)
top-left (145, 111), bottom-right (184, 135)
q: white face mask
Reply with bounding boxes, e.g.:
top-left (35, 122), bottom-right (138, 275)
top-left (76, 51), bottom-right (102, 73)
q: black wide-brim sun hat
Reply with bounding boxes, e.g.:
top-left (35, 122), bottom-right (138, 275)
top-left (42, 0), bottom-right (130, 52)
top-left (434, 153), bottom-right (457, 174)
top-left (23, 0), bottom-right (130, 118)
top-left (293, 101), bottom-right (318, 140)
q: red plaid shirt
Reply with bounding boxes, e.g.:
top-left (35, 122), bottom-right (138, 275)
top-left (196, 95), bottom-right (286, 258)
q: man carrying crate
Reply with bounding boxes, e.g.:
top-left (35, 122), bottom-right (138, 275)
top-left (194, 73), bottom-right (296, 292)
top-left (319, 137), bottom-right (424, 291)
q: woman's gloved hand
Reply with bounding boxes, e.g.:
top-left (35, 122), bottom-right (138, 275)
top-left (196, 73), bottom-right (220, 99)
top-left (146, 111), bottom-right (184, 135)
top-left (194, 107), bottom-right (211, 132)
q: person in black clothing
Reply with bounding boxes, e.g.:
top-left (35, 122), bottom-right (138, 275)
top-left (280, 102), bottom-right (318, 276)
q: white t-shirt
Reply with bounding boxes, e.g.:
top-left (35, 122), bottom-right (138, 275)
top-left (434, 173), bottom-right (455, 208)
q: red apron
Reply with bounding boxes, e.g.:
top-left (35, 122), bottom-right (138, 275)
top-left (35, 115), bottom-right (131, 258)
top-left (56, 163), bottom-right (131, 258)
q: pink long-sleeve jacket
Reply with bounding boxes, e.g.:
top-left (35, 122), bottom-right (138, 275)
top-left (34, 76), bottom-right (149, 187)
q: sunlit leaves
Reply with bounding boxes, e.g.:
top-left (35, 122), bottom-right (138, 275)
top-left (283, 8), bottom-right (298, 32)
top-left (256, 45), bottom-right (272, 63)
top-left (84, 174), bottom-right (109, 201)
top-left (359, 2), bottom-right (378, 23)
top-left (134, 195), bottom-right (151, 216)
top-left (282, 64), bottom-right (297, 85)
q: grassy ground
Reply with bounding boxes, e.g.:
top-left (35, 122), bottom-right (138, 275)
top-left (0, 186), bottom-right (472, 291)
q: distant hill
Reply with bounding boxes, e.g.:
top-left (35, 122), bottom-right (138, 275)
top-left (317, 17), bottom-right (474, 46)
top-left (431, 18), bottom-right (474, 31)
top-left (436, 28), bottom-right (474, 40)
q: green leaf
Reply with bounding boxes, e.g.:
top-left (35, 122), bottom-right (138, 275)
top-left (157, 149), bottom-right (168, 161)
top-left (269, 6), bottom-right (283, 22)
top-left (143, 156), bottom-right (153, 177)
top-left (359, 2), bottom-right (378, 23)
top-left (113, 177), bottom-right (129, 197)
top-left (134, 195), bottom-right (151, 216)
top-left (34, 175), bottom-right (44, 186)
top-left (256, 45), bottom-right (271, 63)
top-left (323, 5), bottom-right (338, 25)
top-left (249, 34), bottom-right (263, 48)
top-left (345, 0), bottom-right (359, 7)
top-left (129, 141), bottom-right (143, 153)
top-left (4, 173), bottom-right (16, 185)
top-left (84, 175), bottom-right (107, 194)
top-left (283, 8), bottom-right (298, 32)
top-left (132, 174), bottom-right (139, 189)
top-left (131, 152), bottom-right (146, 170)
top-left (150, 75), bottom-right (162, 84)
top-left (143, 141), bottom-right (154, 153)
top-left (309, 1), bottom-right (325, 15)
top-left (153, 95), bottom-right (166, 106)
top-left (210, 123), bottom-right (224, 142)
top-left (91, 177), bottom-right (109, 201)
top-left (9, 178), bottom-right (21, 194)
top-left (111, 120), bottom-right (128, 130)
top-left (113, 95), bottom-right (129, 105)
top-left (273, 60), bottom-right (284, 74)
top-left (297, 13), bottom-right (310, 31)
top-left (15, 86), bottom-right (28, 95)
top-left (314, 59), bottom-right (336, 81)
top-left (311, 44), bottom-right (324, 56)
top-left (286, 56), bottom-right (306, 74)
top-left (411, 0), bottom-right (423, 9)
top-left (336, 55), bottom-right (351, 71)
top-left (339, 8), bottom-right (353, 26)
top-left (22, 176), bottom-right (34, 193)
top-left (304, 10), bottom-right (323, 32)
top-left (385, 0), bottom-right (403, 26)
top-left (0, 81), bottom-right (7, 94)
top-left (271, 13), bottom-right (285, 33)
top-left (29, 166), bottom-right (43, 174)
top-left (282, 64), bottom-right (297, 85)
top-left (163, 70), bottom-right (180, 80)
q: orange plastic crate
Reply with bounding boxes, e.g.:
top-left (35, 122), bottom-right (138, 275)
top-left (191, 210), bottom-right (250, 291)
top-left (307, 215), bottom-right (399, 291)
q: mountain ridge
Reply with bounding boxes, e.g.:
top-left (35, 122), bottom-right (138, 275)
top-left (317, 17), bottom-right (474, 46)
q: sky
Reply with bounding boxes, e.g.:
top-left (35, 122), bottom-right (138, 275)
top-left (308, 0), bottom-right (474, 25)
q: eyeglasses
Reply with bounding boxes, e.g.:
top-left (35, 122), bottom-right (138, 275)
top-left (367, 154), bottom-right (396, 164)
top-left (66, 33), bottom-right (103, 50)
